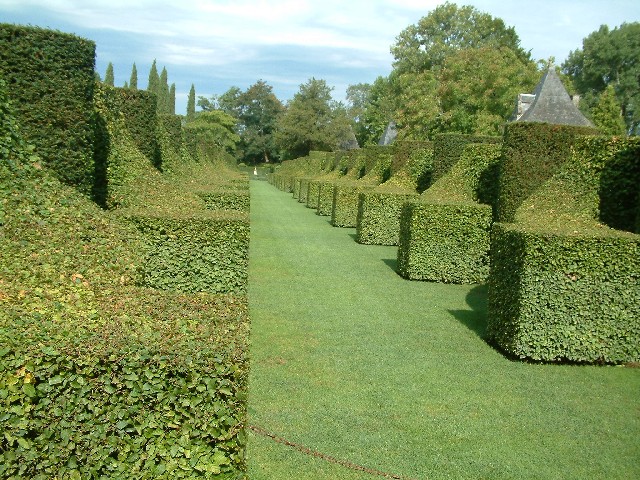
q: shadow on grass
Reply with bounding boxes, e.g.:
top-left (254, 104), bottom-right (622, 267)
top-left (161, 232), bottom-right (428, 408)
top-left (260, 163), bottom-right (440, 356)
top-left (382, 257), bottom-right (398, 272)
top-left (449, 284), bottom-right (488, 339)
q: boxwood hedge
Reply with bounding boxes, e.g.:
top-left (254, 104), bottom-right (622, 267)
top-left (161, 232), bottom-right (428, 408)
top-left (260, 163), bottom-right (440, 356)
top-left (0, 24), bottom-right (96, 194)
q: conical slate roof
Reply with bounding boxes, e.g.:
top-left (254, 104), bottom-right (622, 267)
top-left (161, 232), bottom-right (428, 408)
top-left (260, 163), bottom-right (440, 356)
top-left (517, 68), bottom-right (594, 127)
top-left (378, 121), bottom-right (398, 145)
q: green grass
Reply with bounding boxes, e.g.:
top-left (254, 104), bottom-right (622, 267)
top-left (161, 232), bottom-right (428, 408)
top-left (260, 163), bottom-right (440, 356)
top-left (247, 179), bottom-right (640, 480)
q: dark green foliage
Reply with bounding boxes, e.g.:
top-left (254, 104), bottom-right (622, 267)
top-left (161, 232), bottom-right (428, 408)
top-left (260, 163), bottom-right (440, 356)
top-left (489, 135), bottom-right (640, 363)
top-left (432, 132), bottom-right (501, 181)
top-left (396, 143), bottom-right (501, 282)
top-left (355, 141), bottom-right (432, 245)
top-left (199, 191), bottom-right (250, 213)
top-left (187, 84), bottom-right (196, 119)
top-left (159, 114), bottom-right (182, 155)
top-left (330, 146), bottom-right (393, 227)
top-left (0, 24), bottom-right (96, 194)
top-left (129, 62), bottom-right (138, 90)
top-left (147, 59), bottom-right (159, 95)
top-left (487, 223), bottom-right (639, 363)
top-left (496, 122), bottom-right (597, 222)
top-left (104, 61), bottom-right (114, 86)
top-left (131, 213), bottom-right (249, 295)
top-left (397, 201), bottom-right (493, 283)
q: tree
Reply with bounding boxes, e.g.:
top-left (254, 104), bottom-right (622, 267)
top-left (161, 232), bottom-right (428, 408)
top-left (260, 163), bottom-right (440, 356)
top-left (198, 86), bottom-right (243, 118)
top-left (187, 84), bottom-right (196, 120)
top-left (391, 2), bottom-right (530, 75)
top-left (394, 71), bottom-right (440, 140)
top-left (563, 22), bottom-right (640, 133)
top-left (237, 80), bottom-right (284, 164)
top-left (590, 84), bottom-right (627, 135)
top-left (159, 67), bottom-right (169, 114)
top-left (104, 62), bottom-right (114, 86)
top-left (275, 78), bottom-right (351, 159)
top-left (169, 83), bottom-right (176, 115)
top-left (346, 82), bottom-right (371, 147)
top-left (359, 75), bottom-right (401, 145)
top-left (434, 47), bottom-right (539, 135)
top-left (184, 110), bottom-right (240, 153)
top-left (129, 62), bottom-right (138, 90)
top-left (147, 59), bottom-right (159, 95)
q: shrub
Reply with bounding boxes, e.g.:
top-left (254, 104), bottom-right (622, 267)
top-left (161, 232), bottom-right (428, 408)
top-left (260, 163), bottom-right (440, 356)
top-left (431, 132), bottom-right (500, 181)
top-left (315, 150), bottom-right (357, 216)
top-left (488, 135), bottom-right (640, 363)
top-left (355, 141), bottom-right (432, 245)
top-left (396, 143), bottom-right (501, 283)
top-left (0, 24), bottom-right (96, 194)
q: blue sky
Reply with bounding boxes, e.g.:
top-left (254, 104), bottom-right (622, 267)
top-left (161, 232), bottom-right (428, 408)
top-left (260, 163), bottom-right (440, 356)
top-left (1, 0), bottom-right (639, 115)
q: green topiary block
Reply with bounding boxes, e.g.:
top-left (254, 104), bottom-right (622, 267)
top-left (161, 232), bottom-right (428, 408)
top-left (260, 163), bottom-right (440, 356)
top-left (488, 223), bottom-right (640, 363)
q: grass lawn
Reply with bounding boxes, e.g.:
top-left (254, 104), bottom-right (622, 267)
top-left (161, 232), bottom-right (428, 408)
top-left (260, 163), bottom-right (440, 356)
top-left (247, 179), bottom-right (639, 480)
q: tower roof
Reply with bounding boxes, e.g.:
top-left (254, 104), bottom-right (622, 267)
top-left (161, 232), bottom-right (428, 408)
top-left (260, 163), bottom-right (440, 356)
top-left (517, 68), bottom-right (594, 127)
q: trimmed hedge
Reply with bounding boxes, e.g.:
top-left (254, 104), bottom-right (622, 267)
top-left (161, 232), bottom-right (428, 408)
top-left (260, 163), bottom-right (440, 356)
top-left (0, 23), bottom-right (96, 194)
top-left (331, 146), bottom-right (393, 227)
top-left (497, 122), bottom-right (597, 222)
top-left (198, 191), bottom-right (250, 213)
top-left (487, 223), bottom-right (639, 363)
top-left (315, 150), bottom-right (357, 216)
top-left (431, 133), bottom-right (500, 181)
top-left (488, 135), bottom-right (640, 363)
top-left (355, 141), bottom-right (432, 245)
top-left (396, 143), bottom-right (502, 283)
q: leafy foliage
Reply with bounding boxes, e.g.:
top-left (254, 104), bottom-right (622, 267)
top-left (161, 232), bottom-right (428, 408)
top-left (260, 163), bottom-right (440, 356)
top-left (0, 24), bottom-right (96, 194)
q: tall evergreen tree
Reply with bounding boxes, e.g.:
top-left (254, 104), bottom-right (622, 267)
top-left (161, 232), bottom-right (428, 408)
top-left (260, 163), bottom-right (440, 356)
top-left (169, 83), bottom-right (176, 115)
top-left (123, 81), bottom-right (129, 89)
top-left (129, 62), bottom-right (138, 90)
top-left (147, 59), bottom-right (159, 95)
top-left (591, 84), bottom-right (627, 135)
top-left (159, 67), bottom-right (169, 114)
top-left (187, 84), bottom-right (196, 120)
top-left (104, 62), bottom-right (114, 86)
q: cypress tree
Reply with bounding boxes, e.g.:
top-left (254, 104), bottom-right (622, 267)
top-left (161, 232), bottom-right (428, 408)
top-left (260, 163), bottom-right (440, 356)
top-left (130, 62), bottom-right (138, 90)
top-left (123, 81), bottom-right (129, 88)
top-left (105, 62), bottom-right (114, 86)
top-left (159, 67), bottom-right (169, 113)
top-left (170, 83), bottom-right (176, 115)
top-left (147, 59), bottom-right (159, 95)
top-left (591, 84), bottom-right (627, 135)
top-left (187, 84), bottom-right (196, 120)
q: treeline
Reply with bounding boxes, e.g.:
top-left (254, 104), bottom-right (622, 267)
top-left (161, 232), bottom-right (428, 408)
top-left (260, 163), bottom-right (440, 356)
top-left (98, 3), bottom-right (638, 166)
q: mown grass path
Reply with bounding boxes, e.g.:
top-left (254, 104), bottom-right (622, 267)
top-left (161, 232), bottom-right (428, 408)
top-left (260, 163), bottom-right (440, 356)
top-left (247, 179), bottom-right (639, 480)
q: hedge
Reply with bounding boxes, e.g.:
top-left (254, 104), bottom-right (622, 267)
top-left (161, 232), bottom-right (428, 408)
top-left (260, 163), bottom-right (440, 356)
top-left (497, 122), bottom-right (597, 222)
top-left (488, 135), bottom-right (640, 363)
top-left (396, 143), bottom-right (502, 283)
top-left (331, 146), bottom-right (393, 227)
top-left (315, 150), bottom-right (357, 216)
top-left (306, 152), bottom-right (339, 209)
top-left (1, 74), bottom-right (250, 477)
top-left (431, 132), bottom-right (500, 181)
top-left (0, 24), bottom-right (96, 195)
top-left (355, 141), bottom-right (432, 245)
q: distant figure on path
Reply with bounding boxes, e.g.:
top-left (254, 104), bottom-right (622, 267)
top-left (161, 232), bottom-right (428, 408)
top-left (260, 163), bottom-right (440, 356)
top-left (253, 167), bottom-right (258, 176)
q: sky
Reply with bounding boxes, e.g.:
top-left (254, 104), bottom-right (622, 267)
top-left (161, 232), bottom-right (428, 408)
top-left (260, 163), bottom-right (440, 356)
top-left (1, 0), bottom-right (639, 115)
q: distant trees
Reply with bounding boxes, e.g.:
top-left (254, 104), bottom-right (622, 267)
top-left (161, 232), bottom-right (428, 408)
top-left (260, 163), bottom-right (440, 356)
top-left (129, 63), bottom-right (138, 90)
top-left (104, 62), bottom-right (114, 86)
top-left (187, 84), bottom-right (196, 120)
top-left (563, 22), bottom-right (640, 133)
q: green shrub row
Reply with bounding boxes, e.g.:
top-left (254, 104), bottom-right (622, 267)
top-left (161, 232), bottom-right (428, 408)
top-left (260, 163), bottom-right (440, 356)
top-left (355, 141), bottom-right (432, 245)
top-left (314, 151), bottom-right (357, 215)
top-left (0, 24), bottom-right (96, 194)
top-left (198, 191), bottom-right (250, 213)
top-left (396, 143), bottom-right (502, 283)
top-left (330, 146), bottom-right (393, 227)
top-left (431, 132), bottom-right (500, 181)
top-left (488, 134), bottom-right (640, 363)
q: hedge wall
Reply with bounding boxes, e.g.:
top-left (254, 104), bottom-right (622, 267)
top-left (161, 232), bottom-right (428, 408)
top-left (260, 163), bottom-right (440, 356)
top-left (198, 191), bottom-right (250, 213)
top-left (396, 144), bottom-right (502, 283)
top-left (0, 93), bottom-right (249, 477)
top-left (130, 212), bottom-right (249, 295)
top-left (355, 141), bottom-right (432, 245)
top-left (497, 122), bottom-right (597, 222)
top-left (331, 146), bottom-right (393, 227)
top-left (488, 135), bottom-right (640, 363)
top-left (0, 24), bottom-right (96, 194)
top-left (315, 150), bottom-right (357, 216)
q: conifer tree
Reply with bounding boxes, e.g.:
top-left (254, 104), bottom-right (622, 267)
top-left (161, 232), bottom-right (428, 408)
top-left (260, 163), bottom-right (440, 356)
top-left (129, 62), bottom-right (138, 90)
top-left (123, 81), bottom-right (129, 88)
top-left (105, 62), bottom-right (114, 86)
top-left (159, 67), bottom-right (169, 114)
top-left (591, 84), bottom-right (627, 135)
top-left (187, 84), bottom-right (196, 120)
top-left (170, 83), bottom-right (176, 115)
top-left (147, 59), bottom-right (159, 95)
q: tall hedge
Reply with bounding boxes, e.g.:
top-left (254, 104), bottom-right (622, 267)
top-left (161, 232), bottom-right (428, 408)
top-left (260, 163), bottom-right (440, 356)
top-left (488, 135), bottom-right (640, 363)
top-left (497, 122), bottom-right (597, 222)
top-left (431, 133), bottom-right (500, 181)
top-left (0, 24), bottom-right (96, 194)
